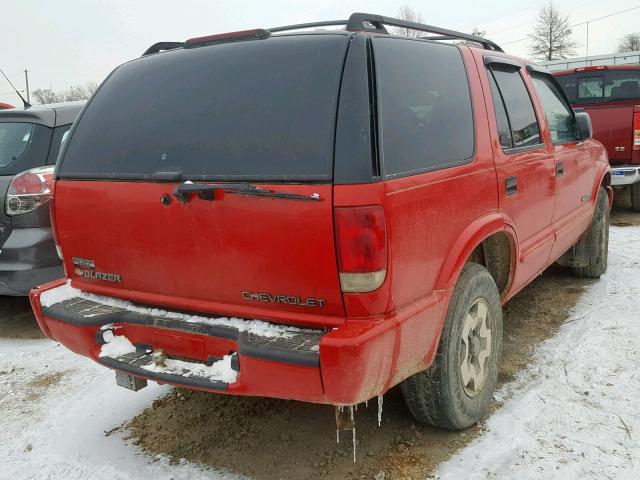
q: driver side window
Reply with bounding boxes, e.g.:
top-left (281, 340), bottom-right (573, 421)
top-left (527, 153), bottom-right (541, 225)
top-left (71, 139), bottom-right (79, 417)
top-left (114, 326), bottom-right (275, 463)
top-left (531, 73), bottom-right (580, 144)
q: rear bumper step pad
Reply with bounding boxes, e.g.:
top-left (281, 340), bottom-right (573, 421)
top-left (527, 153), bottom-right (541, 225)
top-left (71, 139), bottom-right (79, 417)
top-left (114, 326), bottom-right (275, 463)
top-left (100, 351), bottom-right (229, 390)
top-left (44, 297), bottom-right (323, 366)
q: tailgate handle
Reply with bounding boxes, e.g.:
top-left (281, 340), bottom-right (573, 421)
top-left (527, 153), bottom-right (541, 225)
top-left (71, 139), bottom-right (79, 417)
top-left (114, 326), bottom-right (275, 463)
top-left (505, 176), bottom-right (518, 197)
top-left (556, 161), bottom-right (564, 177)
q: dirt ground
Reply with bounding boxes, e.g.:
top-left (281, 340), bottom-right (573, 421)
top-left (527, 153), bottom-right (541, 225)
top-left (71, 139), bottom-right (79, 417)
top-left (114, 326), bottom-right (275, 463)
top-left (0, 296), bottom-right (43, 339)
top-left (123, 267), bottom-right (593, 480)
top-left (611, 187), bottom-right (640, 227)
top-left (2, 196), bottom-right (636, 480)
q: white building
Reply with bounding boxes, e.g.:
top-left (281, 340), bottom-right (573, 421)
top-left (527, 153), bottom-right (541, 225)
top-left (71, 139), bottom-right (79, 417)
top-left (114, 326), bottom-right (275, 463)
top-left (539, 51), bottom-right (640, 71)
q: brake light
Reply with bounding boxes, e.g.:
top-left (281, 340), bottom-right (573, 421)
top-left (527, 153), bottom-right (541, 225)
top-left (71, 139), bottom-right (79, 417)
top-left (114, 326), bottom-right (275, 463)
top-left (185, 29), bottom-right (270, 48)
top-left (334, 206), bottom-right (387, 293)
top-left (634, 112), bottom-right (640, 151)
top-left (5, 166), bottom-right (54, 216)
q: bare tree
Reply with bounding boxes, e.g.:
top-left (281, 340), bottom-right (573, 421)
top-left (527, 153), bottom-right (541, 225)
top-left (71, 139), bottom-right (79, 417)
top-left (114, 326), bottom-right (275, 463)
top-left (616, 33), bottom-right (640, 53)
top-left (394, 5), bottom-right (424, 38)
top-left (529, 2), bottom-right (577, 61)
top-left (32, 81), bottom-right (98, 105)
top-left (456, 27), bottom-right (487, 47)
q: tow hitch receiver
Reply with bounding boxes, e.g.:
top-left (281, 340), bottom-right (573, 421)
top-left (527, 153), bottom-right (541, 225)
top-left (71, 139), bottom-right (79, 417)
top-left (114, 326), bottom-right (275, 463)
top-left (115, 371), bottom-right (148, 391)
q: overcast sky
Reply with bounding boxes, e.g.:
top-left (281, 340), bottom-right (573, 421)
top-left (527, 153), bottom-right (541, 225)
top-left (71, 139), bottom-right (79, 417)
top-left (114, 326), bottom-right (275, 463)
top-left (2, 0), bottom-right (640, 106)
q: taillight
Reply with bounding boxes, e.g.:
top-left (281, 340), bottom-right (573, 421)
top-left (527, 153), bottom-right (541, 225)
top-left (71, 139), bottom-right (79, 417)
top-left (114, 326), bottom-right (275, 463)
top-left (334, 206), bottom-right (387, 293)
top-left (633, 111), bottom-right (640, 151)
top-left (5, 166), bottom-right (54, 216)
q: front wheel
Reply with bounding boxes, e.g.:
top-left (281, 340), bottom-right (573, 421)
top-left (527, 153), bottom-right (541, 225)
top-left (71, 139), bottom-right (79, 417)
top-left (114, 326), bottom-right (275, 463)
top-left (572, 187), bottom-right (609, 278)
top-left (401, 262), bottom-right (503, 430)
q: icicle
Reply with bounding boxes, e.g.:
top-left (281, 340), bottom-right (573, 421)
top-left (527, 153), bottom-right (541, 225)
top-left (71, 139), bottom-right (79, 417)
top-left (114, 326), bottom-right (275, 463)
top-left (336, 429), bottom-right (340, 444)
top-left (355, 404), bottom-right (358, 412)
top-left (352, 425), bottom-right (357, 463)
top-left (377, 394), bottom-right (384, 427)
top-left (365, 400), bottom-right (368, 407)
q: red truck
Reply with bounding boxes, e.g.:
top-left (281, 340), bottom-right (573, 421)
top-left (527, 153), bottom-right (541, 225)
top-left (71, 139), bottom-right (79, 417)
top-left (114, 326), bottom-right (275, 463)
top-left (554, 65), bottom-right (640, 210)
top-left (30, 13), bottom-right (610, 432)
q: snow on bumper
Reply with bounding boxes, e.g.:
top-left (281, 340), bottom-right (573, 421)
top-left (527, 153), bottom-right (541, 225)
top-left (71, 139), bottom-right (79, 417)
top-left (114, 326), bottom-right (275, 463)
top-left (30, 279), bottom-right (443, 405)
top-left (611, 166), bottom-right (640, 186)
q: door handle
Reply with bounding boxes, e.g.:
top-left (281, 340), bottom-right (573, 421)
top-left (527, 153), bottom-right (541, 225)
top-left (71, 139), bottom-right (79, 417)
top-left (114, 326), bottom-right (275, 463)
top-left (505, 176), bottom-right (518, 197)
top-left (556, 161), bottom-right (564, 177)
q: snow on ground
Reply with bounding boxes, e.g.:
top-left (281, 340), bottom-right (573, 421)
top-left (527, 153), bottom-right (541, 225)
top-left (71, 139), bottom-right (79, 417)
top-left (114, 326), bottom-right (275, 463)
top-left (0, 340), bottom-right (240, 480)
top-left (437, 225), bottom-right (640, 480)
top-left (1, 226), bottom-right (639, 479)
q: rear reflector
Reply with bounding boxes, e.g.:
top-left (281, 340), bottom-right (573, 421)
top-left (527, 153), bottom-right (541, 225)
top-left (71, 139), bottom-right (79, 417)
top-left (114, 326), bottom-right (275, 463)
top-left (334, 206), bottom-right (387, 293)
top-left (5, 165), bottom-right (54, 216)
top-left (633, 112), bottom-right (640, 151)
top-left (185, 29), bottom-right (270, 48)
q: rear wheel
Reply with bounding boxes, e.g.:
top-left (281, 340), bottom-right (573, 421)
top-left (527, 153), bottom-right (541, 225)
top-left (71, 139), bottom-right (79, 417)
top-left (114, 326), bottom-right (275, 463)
top-left (572, 187), bottom-right (609, 278)
top-left (631, 182), bottom-right (640, 212)
top-left (401, 262), bottom-right (502, 430)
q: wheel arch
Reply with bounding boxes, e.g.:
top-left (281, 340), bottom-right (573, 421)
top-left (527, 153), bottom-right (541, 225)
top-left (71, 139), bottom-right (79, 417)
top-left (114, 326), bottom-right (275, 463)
top-left (435, 213), bottom-right (517, 298)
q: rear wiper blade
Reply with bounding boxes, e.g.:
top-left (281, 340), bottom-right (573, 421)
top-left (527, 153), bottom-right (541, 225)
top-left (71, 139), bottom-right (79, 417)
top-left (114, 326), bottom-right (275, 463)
top-left (172, 182), bottom-right (321, 203)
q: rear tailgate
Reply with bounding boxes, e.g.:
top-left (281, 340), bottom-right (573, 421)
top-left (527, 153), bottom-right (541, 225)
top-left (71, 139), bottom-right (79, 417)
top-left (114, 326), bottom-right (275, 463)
top-left (583, 104), bottom-right (634, 165)
top-left (54, 34), bottom-right (351, 327)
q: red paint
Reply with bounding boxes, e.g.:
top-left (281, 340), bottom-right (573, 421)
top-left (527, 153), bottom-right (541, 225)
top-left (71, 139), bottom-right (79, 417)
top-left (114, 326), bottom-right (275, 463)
top-left (554, 65), bottom-right (640, 166)
top-left (31, 44), bottom-right (609, 406)
top-left (0, 102), bottom-right (14, 110)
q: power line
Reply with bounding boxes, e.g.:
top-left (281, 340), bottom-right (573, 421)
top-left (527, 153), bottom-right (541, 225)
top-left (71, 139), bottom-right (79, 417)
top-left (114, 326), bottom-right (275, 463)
top-left (500, 4), bottom-right (640, 46)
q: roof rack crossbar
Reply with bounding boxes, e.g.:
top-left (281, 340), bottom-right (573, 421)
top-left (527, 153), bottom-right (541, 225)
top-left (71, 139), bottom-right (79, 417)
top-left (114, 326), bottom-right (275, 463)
top-left (347, 13), bottom-right (503, 52)
top-left (142, 42), bottom-right (185, 57)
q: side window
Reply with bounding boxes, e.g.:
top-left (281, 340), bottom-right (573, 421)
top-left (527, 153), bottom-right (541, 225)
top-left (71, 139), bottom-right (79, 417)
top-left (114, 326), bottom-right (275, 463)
top-left (489, 66), bottom-right (542, 150)
top-left (531, 74), bottom-right (580, 144)
top-left (488, 72), bottom-right (514, 149)
top-left (47, 124), bottom-right (72, 164)
top-left (373, 38), bottom-right (475, 177)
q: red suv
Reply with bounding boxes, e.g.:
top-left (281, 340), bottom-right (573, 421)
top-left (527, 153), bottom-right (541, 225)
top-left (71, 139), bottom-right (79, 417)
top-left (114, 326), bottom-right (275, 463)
top-left (30, 14), bottom-right (610, 431)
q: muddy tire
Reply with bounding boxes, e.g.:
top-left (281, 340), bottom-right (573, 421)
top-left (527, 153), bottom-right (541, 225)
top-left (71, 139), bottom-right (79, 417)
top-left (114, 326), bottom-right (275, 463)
top-left (572, 188), bottom-right (609, 278)
top-left (401, 262), bottom-right (502, 430)
top-left (631, 183), bottom-right (640, 212)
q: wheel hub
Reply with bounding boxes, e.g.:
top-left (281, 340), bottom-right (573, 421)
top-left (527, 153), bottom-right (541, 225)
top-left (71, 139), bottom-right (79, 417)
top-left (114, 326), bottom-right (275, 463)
top-left (460, 298), bottom-right (492, 398)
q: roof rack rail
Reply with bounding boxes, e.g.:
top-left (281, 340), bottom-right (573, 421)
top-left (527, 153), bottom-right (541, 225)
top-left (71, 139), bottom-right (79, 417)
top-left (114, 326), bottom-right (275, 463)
top-left (268, 12), bottom-right (502, 52)
top-left (142, 42), bottom-right (185, 57)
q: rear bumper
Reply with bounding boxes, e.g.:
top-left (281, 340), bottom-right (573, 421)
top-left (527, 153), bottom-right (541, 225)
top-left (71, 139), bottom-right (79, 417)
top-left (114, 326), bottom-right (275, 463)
top-left (611, 166), bottom-right (640, 186)
top-left (30, 279), bottom-right (445, 405)
top-left (0, 227), bottom-right (62, 295)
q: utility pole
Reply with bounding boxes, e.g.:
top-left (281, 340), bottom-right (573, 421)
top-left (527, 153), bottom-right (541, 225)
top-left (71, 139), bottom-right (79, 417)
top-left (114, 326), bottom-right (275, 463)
top-left (24, 69), bottom-right (30, 104)
top-left (585, 22), bottom-right (589, 66)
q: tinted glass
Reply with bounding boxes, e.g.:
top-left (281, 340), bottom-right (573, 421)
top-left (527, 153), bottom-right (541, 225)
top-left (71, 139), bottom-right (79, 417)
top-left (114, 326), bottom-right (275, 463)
top-left (578, 76), bottom-right (603, 99)
top-left (488, 72), bottom-right (513, 149)
top-left (47, 124), bottom-right (72, 164)
top-left (59, 35), bottom-right (349, 181)
top-left (0, 123), bottom-right (33, 168)
top-left (491, 67), bottom-right (541, 148)
top-left (556, 70), bottom-right (640, 103)
top-left (373, 38), bottom-right (474, 177)
top-left (531, 74), bottom-right (579, 144)
top-left (0, 122), bottom-right (51, 174)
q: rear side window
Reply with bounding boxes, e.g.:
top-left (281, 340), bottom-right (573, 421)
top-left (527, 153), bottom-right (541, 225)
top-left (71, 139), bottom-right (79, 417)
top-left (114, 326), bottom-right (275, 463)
top-left (47, 124), bottom-right (72, 164)
top-left (531, 74), bottom-right (580, 144)
top-left (0, 122), bottom-right (51, 174)
top-left (59, 35), bottom-right (349, 182)
top-left (0, 123), bottom-right (33, 168)
top-left (488, 66), bottom-right (541, 150)
top-left (373, 38), bottom-right (474, 178)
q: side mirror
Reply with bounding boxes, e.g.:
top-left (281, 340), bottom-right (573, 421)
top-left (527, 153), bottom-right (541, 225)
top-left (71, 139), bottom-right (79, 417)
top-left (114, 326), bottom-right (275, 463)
top-left (575, 111), bottom-right (593, 140)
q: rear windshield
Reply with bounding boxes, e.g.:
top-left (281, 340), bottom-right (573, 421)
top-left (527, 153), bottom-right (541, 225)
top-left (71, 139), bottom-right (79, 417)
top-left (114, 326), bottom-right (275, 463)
top-left (555, 69), bottom-right (640, 103)
top-left (58, 35), bottom-right (349, 182)
top-left (0, 122), bottom-right (51, 175)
